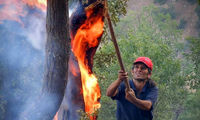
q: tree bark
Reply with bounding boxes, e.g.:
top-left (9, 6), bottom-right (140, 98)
top-left (25, 0), bottom-right (70, 120)
top-left (21, 0), bottom-right (70, 119)
top-left (38, 0), bottom-right (70, 119)
top-left (44, 0), bottom-right (69, 95)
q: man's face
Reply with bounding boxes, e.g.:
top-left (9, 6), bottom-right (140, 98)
top-left (132, 63), bottom-right (151, 81)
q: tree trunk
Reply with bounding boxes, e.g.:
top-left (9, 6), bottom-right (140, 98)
top-left (44, 0), bottom-right (69, 94)
top-left (40, 0), bottom-right (70, 119)
top-left (23, 0), bottom-right (70, 120)
top-left (21, 0), bottom-right (70, 119)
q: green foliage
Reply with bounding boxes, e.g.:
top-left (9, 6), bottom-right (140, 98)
top-left (179, 89), bottom-right (200, 120)
top-left (94, 5), bottom-right (187, 120)
top-left (154, 0), bottom-right (168, 5)
top-left (184, 37), bottom-right (200, 89)
top-left (101, 0), bottom-right (128, 43)
top-left (107, 0), bottom-right (128, 25)
top-left (78, 109), bottom-right (100, 120)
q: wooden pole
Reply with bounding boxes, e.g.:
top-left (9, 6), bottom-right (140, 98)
top-left (104, 0), bottom-right (131, 91)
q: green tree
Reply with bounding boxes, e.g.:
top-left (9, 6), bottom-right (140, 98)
top-left (179, 36), bottom-right (200, 120)
top-left (178, 89), bottom-right (200, 120)
top-left (184, 37), bottom-right (200, 89)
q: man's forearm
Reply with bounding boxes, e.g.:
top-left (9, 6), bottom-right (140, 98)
top-left (128, 97), bottom-right (152, 111)
top-left (106, 79), bottom-right (121, 97)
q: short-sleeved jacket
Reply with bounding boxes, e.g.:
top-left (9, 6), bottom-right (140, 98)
top-left (112, 80), bottom-right (158, 120)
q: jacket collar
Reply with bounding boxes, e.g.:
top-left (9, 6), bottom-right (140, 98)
top-left (130, 79), bottom-right (148, 93)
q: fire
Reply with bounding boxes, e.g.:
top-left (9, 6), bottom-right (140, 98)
top-left (53, 112), bottom-right (58, 120)
top-left (71, 9), bottom-right (104, 119)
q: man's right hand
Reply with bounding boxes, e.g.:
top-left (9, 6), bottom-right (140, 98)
top-left (106, 70), bottom-right (128, 97)
top-left (118, 70), bottom-right (128, 82)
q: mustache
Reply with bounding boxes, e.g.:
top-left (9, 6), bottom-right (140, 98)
top-left (135, 78), bottom-right (146, 82)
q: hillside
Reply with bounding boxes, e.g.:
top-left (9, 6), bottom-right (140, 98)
top-left (127, 0), bottom-right (199, 37)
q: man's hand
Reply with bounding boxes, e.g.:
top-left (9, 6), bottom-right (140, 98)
top-left (106, 70), bottom-right (128, 97)
top-left (125, 89), bottom-right (136, 102)
top-left (118, 70), bottom-right (128, 82)
top-left (125, 88), bottom-right (152, 111)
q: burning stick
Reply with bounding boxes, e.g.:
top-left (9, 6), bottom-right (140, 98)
top-left (104, 0), bottom-right (131, 91)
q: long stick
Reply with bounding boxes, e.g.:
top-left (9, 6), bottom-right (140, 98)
top-left (105, 1), bottom-right (131, 91)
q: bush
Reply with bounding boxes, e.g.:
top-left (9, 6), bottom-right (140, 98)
top-left (179, 89), bottom-right (200, 120)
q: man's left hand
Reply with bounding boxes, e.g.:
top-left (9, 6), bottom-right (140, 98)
top-left (125, 89), bottom-right (136, 102)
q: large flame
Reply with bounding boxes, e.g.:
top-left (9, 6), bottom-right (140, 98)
top-left (71, 10), bottom-right (104, 119)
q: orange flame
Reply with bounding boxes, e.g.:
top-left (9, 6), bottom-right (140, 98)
top-left (53, 112), bottom-right (58, 120)
top-left (71, 10), bottom-right (104, 119)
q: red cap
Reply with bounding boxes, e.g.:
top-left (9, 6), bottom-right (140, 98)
top-left (134, 57), bottom-right (153, 71)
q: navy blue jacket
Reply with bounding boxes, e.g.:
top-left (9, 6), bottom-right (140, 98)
top-left (112, 80), bottom-right (158, 120)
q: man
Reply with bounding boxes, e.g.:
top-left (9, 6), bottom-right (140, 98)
top-left (106, 57), bottom-right (158, 120)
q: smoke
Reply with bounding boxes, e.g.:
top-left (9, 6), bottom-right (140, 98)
top-left (23, 12), bottom-right (46, 50)
top-left (0, 0), bottom-right (27, 24)
top-left (0, 1), bottom-right (79, 120)
top-left (0, 3), bottom-right (45, 120)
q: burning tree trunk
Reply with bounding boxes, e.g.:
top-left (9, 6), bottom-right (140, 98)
top-left (57, 0), bottom-right (105, 120)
